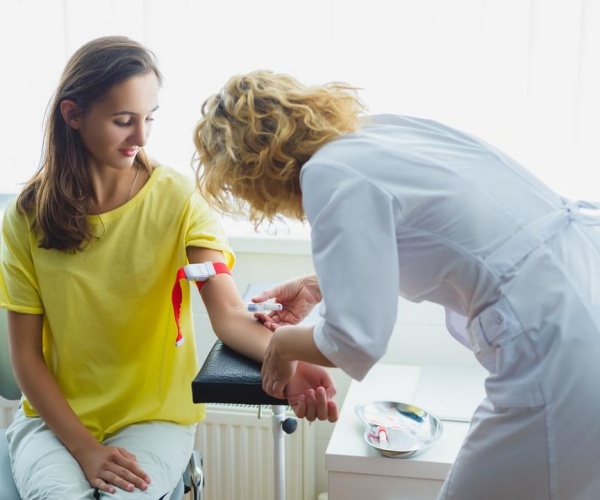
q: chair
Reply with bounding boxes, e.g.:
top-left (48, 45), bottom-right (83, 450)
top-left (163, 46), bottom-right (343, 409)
top-left (0, 310), bottom-right (20, 500)
top-left (191, 279), bottom-right (301, 500)
top-left (0, 308), bottom-right (203, 500)
top-left (192, 339), bottom-right (297, 500)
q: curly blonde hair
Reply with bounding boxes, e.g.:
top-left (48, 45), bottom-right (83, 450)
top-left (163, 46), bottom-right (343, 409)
top-left (193, 70), bottom-right (366, 225)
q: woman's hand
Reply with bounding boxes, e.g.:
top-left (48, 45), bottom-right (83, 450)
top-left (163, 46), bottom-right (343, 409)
top-left (252, 274), bottom-right (321, 330)
top-left (261, 323), bottom-right (336, 405)
top-left (76, 442), bottom-right (151, 494)
top-left (285, 362), bottom-right (339, 422)
top-left (262, 334), bottom-right (339, 422)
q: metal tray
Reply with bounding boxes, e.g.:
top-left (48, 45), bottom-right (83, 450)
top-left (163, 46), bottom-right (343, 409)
top-left (355, 400), bottom-right (443, 458)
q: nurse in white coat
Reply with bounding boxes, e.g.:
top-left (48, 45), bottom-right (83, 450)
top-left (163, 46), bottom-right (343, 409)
top-left (193, 69), bottom-right (600, 499)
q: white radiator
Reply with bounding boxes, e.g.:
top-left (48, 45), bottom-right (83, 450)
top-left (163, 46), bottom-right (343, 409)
top-left (196, 403), bottom-right (315, 500)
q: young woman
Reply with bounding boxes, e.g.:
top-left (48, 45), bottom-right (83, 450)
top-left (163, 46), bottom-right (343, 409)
top-left (0, 39), bottom-right (337, 498)
top-left (193, 69), bottom-right (600, 499)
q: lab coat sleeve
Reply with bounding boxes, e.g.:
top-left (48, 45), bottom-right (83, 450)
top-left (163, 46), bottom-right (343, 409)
top-left (302, 160), bottom-right (401, 381)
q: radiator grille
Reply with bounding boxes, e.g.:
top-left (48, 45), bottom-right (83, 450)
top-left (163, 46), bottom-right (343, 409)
top-left (196, 403), bottom-right (315, 500)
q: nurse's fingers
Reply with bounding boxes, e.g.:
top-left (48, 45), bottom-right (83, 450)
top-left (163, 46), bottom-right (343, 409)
top-left (262, 379), bottom-right (287, 400)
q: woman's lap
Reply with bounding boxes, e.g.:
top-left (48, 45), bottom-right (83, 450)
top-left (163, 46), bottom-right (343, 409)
top-left (6, 408), bottom-right (196, 499)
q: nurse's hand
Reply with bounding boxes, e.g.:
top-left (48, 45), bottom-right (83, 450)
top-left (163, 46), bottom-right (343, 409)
top-left (261, 329), bottom-right (297, 400)
top-left (285, 362), bottom-right (339, 422)
top-left (252, 274), bottom-right (321, 330)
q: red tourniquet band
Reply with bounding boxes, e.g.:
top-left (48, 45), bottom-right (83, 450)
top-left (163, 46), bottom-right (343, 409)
top-left (171, 262), bottom-right (231, 346)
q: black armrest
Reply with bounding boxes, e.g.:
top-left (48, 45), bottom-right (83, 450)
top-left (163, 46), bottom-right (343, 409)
top-left (192, 340), bottom-right (287, 406)
top-left (192, 283), bottom-right (300, 406)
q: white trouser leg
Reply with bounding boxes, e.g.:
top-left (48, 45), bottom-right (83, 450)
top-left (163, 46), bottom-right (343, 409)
top-left (7, 408), bottom-right (196, 499)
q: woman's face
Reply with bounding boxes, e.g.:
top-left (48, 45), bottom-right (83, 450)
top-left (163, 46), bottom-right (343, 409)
top-left (75, 72), bottom-right (159, 172)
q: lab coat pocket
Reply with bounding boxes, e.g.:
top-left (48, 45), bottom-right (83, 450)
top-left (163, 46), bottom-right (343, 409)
top-left (470, 301), bottom-right (545, 408)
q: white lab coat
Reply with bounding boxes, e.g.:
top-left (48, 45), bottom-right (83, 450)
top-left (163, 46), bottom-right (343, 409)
top-left (302, 115), bottom-right (600, 499)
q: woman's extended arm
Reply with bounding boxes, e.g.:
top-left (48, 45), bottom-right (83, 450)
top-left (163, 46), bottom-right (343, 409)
top-left (187, 247), bottom-right (272, 361)
top-left (187, 247), bottom-right (338, 421)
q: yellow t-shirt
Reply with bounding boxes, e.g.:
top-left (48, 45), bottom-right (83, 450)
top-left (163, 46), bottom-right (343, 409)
top-left (0, 166), bottom-right (234, 441)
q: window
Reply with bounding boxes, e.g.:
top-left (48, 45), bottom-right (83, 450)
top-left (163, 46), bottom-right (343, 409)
top-left (1, 0), bottom-right (598, 207)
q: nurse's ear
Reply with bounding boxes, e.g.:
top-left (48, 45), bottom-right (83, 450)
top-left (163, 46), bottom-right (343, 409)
top-left (59, 99), bottom-right (83, 130)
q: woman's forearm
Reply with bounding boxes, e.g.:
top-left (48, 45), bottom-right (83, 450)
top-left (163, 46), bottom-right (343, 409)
top-left (210, 306), bottom-right (273, 362)
top-left (14, 356), bottom-right (100, 456)
top-left (8, 312), bottom-right (100, 458)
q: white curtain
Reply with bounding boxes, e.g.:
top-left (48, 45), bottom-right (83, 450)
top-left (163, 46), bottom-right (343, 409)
top-left (1, 0), bottom-right (598, 202)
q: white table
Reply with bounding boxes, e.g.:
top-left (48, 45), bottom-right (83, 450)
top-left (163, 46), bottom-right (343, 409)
top-left (326, 363), bottom-right (487, 500)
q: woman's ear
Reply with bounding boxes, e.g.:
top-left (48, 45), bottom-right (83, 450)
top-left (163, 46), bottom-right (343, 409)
top-left (60, 99), bottom-right (82, 129)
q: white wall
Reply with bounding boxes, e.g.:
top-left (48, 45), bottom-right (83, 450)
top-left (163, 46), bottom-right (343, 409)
top-left (1, 0), bottom-right (599, 201)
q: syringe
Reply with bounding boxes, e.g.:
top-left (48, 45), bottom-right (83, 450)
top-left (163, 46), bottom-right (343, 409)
top-left (246, 302), bottom-right (283, 313)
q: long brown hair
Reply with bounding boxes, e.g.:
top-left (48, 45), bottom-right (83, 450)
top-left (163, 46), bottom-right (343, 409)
top-left (17, 36), bottom-right (163, 251)
top-left (193, 70), bottom-right (366, 226)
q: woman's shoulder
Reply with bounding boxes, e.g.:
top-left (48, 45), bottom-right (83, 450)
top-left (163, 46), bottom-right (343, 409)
top-left (150, 165), bottom-right (196, 195)
top-left (1, 196), bottom-right (28, 225)
top-left (1, 196), bottom-right (33, 244)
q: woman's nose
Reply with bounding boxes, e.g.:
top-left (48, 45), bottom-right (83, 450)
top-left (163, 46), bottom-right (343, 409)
top-left (129, 122), bottom-right (150, 147)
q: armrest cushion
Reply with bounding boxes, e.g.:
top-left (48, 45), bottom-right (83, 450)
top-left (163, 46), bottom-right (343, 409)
top-left (192, 340), bottom-right (287, 406)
